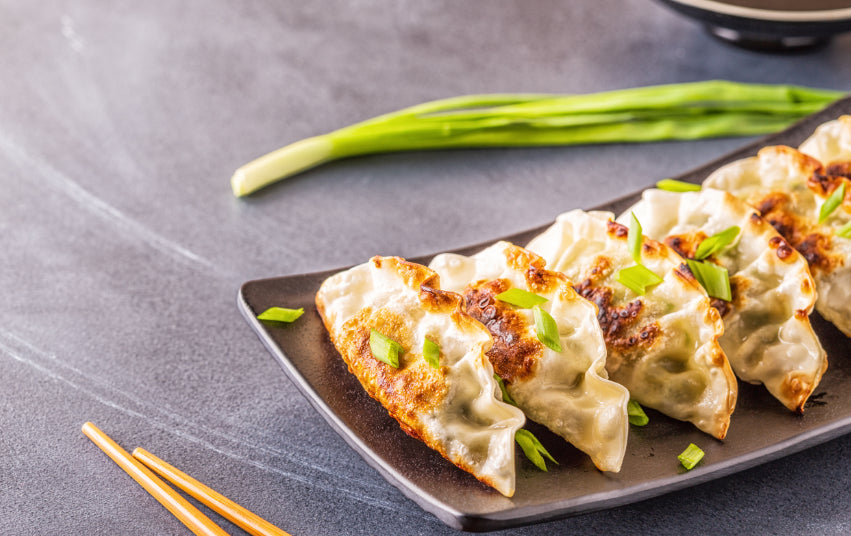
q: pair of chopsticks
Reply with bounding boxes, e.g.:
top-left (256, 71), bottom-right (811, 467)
top-left (82, 422), bottom-right (291, 536)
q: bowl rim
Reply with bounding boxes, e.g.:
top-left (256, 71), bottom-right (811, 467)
top-left (665, 0), bottom-right (851, 22)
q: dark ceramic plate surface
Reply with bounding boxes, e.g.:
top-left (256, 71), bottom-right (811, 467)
top-left (239, 98), bottom-right (851, 532)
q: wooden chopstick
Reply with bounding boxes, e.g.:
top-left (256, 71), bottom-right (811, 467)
top-left (132, 447), bottom-right (292, 536)
top-left (81, 422), bottom-right (229, 536)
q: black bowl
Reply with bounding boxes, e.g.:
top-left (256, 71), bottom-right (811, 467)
top-left (658, 0), bottom-right (851, 51)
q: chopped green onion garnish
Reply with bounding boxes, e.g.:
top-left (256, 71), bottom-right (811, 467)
top-left (820, 182), bottom-right (846, 223)
top-left (422, 337), bottom-right (440, 369)
top-left (256, 307), bottom-right (304, 323)
top-left (494, 374), bottom-right (517, 406)
top-left (687, 259), bottom-right (732, 301)
top-left (515, 429), bottom-right (558, 472)
top-left (694, 226), bottom-right (740, 260)
top-left (627, 399), bottom-right (649, 426)
top-left (656, 179), bottom-right (701, 192)
top-left (616, 264), bottom-right (663, 296)
top-left (678, 443), bottom-right (705, 470)
top-left (835, 220), bottom-right (851, 239)
top-left (495, 288), bottom-right (548, 309)
top-left (369, 329), bottom-right (404, 368)
top-left (533, 305), bottom-right (562, 353)
top-left (628, 212), bottom-right (643, 264)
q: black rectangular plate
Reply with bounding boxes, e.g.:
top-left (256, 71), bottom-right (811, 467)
top-left (238, 97), bottom-right (851, 532)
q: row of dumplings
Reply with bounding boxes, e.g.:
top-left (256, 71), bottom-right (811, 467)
top-left (315, 115), bottom-right (851, 497)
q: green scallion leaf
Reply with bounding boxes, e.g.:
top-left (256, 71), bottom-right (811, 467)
top-left (231, 82), bottom-right (845, 196)
top-left (369, 329), bottom-right (404, 368)
top-left (533, 305), bottom-right (562, 353)
top-left (494, 374), bottom-right (517, 406)
top-left (678, 443), bottom-right (705, 470)
top-left (835, 220), bottom-right (851, 239)
top-left (256, 307), bottom-right (304, 323)
top-left (694, 226), bottom-right (740, 260)
top-left (515, 429), bottom-right (558, 472)
top-left (495, 288), bottom-right (548, 309)
top-left (627, 399), bottom-right (649, 426)
top-left (656, 179), bottom-right (701, 192)
top-left (687, 259), bottom-right (732, 301)
top-left (819, 182), bottom-right (846, 223)
top-left (628, 212), bottom-right (643, 264)
top-left (616, 264), bottom-right (663, 296)
top-left (422, 337), bottom-right (440, 369)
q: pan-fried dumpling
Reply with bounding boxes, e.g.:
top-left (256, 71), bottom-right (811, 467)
top-left (315, 256), bottom-right (525, 497)
top-left (621, 188), bottom-right (826, 412)
top-left (800, 115), bottom-right (851, 166)
top-left (429, 241), bottom-right (630, 472)
top-left (703, 144), bottom-right (851, 336)
top-left (526, 210), bottom-right (737, 439)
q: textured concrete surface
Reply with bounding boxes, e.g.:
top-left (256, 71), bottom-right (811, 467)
top-left (2, 1), bottom-right (850, 534)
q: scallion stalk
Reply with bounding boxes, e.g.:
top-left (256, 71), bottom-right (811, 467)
top-left (231, 81), bottom-right (845, 196)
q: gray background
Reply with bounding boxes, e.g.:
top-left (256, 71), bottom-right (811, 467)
top-left (2, 1), bottom-right (850, 534)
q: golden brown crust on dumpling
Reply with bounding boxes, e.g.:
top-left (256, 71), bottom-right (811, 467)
top-left (624, 187), bottom-right (827, 414)
top-left (336, 307), bottom-right (449, 439)
top-left (316, 255), bottom-right (525, 496)
top-left (754, 190), bottom-right (845, 276)
top-left (430, 241), bottom-right (630, 472)
top-left (462, 279), bottom-right (543, 384)
top-left (527, 210), bottom-right (737, 440)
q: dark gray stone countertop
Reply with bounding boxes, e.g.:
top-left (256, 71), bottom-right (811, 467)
top-left (2, 1), bottom-right (850, 534)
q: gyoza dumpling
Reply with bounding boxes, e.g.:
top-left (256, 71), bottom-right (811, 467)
top-left (315, 256), bottom-right (525, 496)
top-left (430, 241), bottom-right (630, 472)
top-left (526, 210), bottom-right (737, 439)
top-left (800, 115), bottom-right (851, 166)
top-left (703, 144), bottom-right (851, 336)
top-left (621, 188), bottom-right (826, 412)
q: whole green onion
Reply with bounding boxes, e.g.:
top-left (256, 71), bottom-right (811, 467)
top-left (231, 81), bottom-right (845, 196)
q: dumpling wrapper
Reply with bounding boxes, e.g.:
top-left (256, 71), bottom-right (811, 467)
top-left (526, 209), bottom-right (737, 439)
top-left (622, 188), bottom-right (826, 412)
top-left (704, 143), bottom-right (851, 336)
top-left (430, 241), bottom-right (630, 472)
top-left (315, 256), bottom-right (525, 497)
top-left (799, 115), bottom-right (851, 166)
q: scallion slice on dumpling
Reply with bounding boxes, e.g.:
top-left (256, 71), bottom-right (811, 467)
top-left (430, 241), bottom-right (630, 473)
top-left (315, 256), bottom-right (525, 497)
top-left (526, 210), bottom-right (738, 440)
top-left (621, 188), bottom-right (827, 412)
top-left (704, 143), bottom-right (851, 337)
